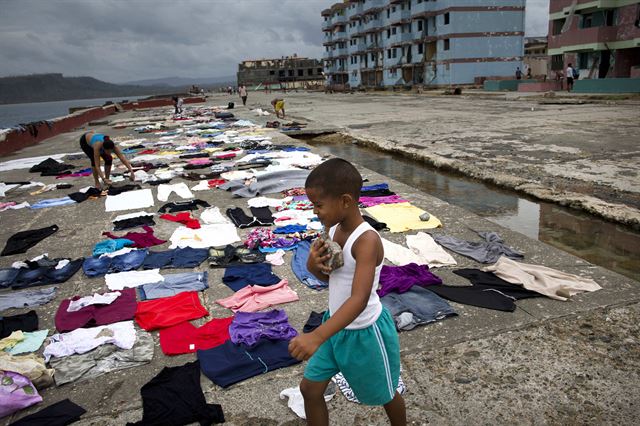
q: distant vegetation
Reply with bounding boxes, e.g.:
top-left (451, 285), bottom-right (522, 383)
top-left (0, 73), bottom-right (172, 104)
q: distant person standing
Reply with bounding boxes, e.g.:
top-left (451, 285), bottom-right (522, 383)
top-left (79, 132), bottom-right (134, 189)
top-left (227, 86), bottom-right (233, 95)
top-left (172, 96), bottom-right (183, 114)
top-left (566, 63), bottom-right (575, 92)
top-left (271, 98), bottom-right (285, 119)
top-left (239, 85), bottom-right (248, 106)
top-left (526, 68), bottom-right (532, 79)
top-left (515, 67), bottom-right (522, 80)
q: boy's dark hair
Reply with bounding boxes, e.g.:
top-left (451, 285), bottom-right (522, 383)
top-left (305, 158), bottom-right (362, 199)
top-left (103, 137), bottom-right (115, 150)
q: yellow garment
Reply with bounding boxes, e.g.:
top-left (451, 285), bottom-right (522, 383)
top-left (364, 202), bottom-right (442, 233)
top-left (0, 352), bottom-right (54, 389)
top-left (0, 330), bottom-right (24, 351)
top-left (275, 100), bottom-right (285, 111)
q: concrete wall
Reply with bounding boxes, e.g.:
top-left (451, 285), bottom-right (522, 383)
top-left (484, 78), bottom-right (536, 91)
top-left (573, 78), bottom-right (640, 93)
top-left (0, 97), bottom-right (206, 157)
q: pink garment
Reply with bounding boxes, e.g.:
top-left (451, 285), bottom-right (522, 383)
top-left (359, 195), bottom-right (408, 207)
top-left (56, 171), bottom-right (93, 179)
top-left (102, 225), bottom-right (167, 248)
top-left (188, 158), bottom-right (213, 166)
top-left (0, 202), bottom-right (16, 211)
top-left (216, 279), bottom-right (299, 312)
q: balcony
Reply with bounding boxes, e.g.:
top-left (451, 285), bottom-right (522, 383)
top-left (322, 19), bottom-right (332, 31)
top-left (333, 31), bottom-right (348, 42)
top-left (333, 14), bottom-right (347, 26)
top-left (334, 47), bottom-right (349, 58)
top-left (347, 2), bottom-right (363, 19)
top-left (389, 7), bottom-right (411, 25)
top-left (348, 41), bottom-right (366, 54)
top-left (548, 26), bottom-right (618, 52)
top-left (363, 0), bottom-right (384, 13)
top-left (411, 0), bottom-right (436, 17)
top-left (363, 17), bottom-right (382, 32)
top-left (323, 50), bottom-right (334, 59)
top-left (327, 63), bottom-right (347, 74)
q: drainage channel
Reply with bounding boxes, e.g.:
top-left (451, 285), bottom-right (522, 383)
top-left (292, 133), bottom-right (640, 281)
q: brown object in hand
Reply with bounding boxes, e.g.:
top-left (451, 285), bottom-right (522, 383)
top-left (318, 232), bottom-right (344, 272)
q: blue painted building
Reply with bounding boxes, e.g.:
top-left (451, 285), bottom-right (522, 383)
top-left (322, 0), bottom-right (526, 88)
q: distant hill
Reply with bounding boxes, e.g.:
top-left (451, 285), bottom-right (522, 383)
top-left (125, 76), bottom-right (236, 88)
top-left (0, 73), bottom-right (173, 105)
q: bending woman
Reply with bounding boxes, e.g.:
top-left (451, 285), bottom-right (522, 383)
top-left (79, 132), bottom-right (134, 188)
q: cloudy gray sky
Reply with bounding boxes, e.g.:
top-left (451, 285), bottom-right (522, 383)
top-left (0, 0), bottom-right (549, 83)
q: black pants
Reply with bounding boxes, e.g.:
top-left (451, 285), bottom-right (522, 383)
top-left (80, 134), bottom-right (112, 167)
top-left (241, 96), bottom-right (247, 105)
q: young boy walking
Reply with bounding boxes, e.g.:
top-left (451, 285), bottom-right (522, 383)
top-left (289, 158), bottom-right (406, 425)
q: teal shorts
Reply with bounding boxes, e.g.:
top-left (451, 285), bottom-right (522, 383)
top-left (304, 307), bottom-right (400, 405)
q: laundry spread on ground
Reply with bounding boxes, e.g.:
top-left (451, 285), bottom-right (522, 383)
top-left (0, 99), bottom-right (607, 423)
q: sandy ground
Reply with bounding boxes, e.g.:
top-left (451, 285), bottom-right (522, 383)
top-left (237, 91), bottom-right (640, 229)
top-left (1, 98), bottom-right (639, 425)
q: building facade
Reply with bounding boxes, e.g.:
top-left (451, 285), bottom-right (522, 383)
top-left (322, 0), bottom-right (525, 88)
top-left (547, 0), bottom-right (640, 79)
top-left (237, 56), bottom-right (324, 89)
top-left (524, 36), bottom-right (548, 78)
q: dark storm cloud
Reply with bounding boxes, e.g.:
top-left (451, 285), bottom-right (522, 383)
top-left (0, 0), bottom-right (549, 83)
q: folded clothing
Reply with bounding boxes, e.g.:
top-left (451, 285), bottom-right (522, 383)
top-left (135, 291), bottom-right (208, 331)
top-left (159, 317), bottom-right (233, 355)
top-left (137, 271), bottom-right (209, 300)
top-left (55, 288), bottom-right (137, 332)
top-left (10, 259), bottom-right (83, 290)
top-left (198, 338), bottom-right (300, 388)
top-left (381, 286), bottom-right (457, 331)
top-left (216, 279), bottom-right (299, 313)
top-left (83, 250), bottom-right (147, 277)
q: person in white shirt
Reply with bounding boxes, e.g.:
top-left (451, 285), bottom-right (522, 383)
top-left (239, 85), bottom-right (248, 106)
top-left (566, 63), bottom-right (575, 92)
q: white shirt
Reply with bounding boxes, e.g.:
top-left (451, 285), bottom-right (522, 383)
top-left (567, 66), bottom-right (574, 79)
top-left (328, 222), bottom-right (383, 330)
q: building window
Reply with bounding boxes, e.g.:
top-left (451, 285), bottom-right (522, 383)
top-left (387, 8), bottom-right (390, 19)
top-left (371, 53), bottom-right (375, 61)
top-left (392, 6), bottom-right (396, 12)
top-left (392, 48), bottom-right (397, 58)
top-left (578, 52), bottom-right (590, 69)
top-left (418, 20), bottom-right (423, 31)
top-left (288, 70), bottom-right (294, 77)
top-left (279, 70), bottom-right (285, 77)
top-left (307, 68), bottom-right (313, 75)
top-left (443, 39), bottom-right (450, 50)
top-left (318, 68), bottom-right (323, 73)
top-left (298, 69), bottom-right (304, 77)
top-left (552, 19), bottom-right (565, 35)
top-left (387, 28), bottom-right (391, 38)
top-left (418, 43), bottom-right (424, 54)
top-left (270, 70), bottom-right (275, 75)
top-left (391, 27), bottom-right (397, 35)
top-left (444, 12), bottom-right (449, 25)
top-left (551, 54), bottom-right (563, 71)
top-left (387, 49), bottom-right (392, 59)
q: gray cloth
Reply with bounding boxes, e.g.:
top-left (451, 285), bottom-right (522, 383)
top-left (0, 286), bottom-right (58, 311)
top-left (432, 231), bottom-right (524, 264)
top-left (381, 286), bottom-right (456, 331)
top-left (219, 169), bottom-right (310, 198)
top-left (137, 271), bottom-right (208, 300)
top-left (49, 332), bottom-right (153, 386)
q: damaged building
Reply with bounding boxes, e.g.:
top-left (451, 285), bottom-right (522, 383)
top-left (547, 0), bottom-right (640, 80)
top-left (236, 56), bottom-right (324, 90)
top-left (322, 0), bottom-right (525, 88)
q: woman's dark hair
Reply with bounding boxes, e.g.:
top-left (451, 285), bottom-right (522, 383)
top-left (103, 136), bottom-right (115, 150)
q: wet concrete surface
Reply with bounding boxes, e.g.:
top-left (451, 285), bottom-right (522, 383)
top-left (1, 97), bottom-right (639, 424)
top-left (245, 91), bottom-right (640, 228)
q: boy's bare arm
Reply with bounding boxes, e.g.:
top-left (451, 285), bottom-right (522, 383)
top-left (290, 231), bottom-right (379, 360)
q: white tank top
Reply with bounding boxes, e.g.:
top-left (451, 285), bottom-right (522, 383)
top-left (328, 221), bottom-right (383, 330)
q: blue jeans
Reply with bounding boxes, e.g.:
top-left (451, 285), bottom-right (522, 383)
top-left (142, 247), bottom-right (208, 269)
top-left (83, 250), bottom-right (148, 277)
top-left (137, 272), bottom-right (209, 300)
top-left (0, 268), bottom-right (20, 288)
top-left (12, 259), bottom-right (83, 289)
top-left (380, 286), bottom-right (457, 331)
top-left (291, 240), bottom-right (327, 290)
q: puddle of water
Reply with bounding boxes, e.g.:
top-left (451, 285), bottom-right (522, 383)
top-left (307, 140), bottom-right (640, 281)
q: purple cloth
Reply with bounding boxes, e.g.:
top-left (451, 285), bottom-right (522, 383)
top-left (292, 195), bottom-right (309, 202)
top-left (0, 371), bottom-right (43, 418)
top-left (229, 309), bottom-right (298, 347)
top-left (359, 195), bottom-right (408, 207)
top-left (377, 263), bottom-right (443, 297)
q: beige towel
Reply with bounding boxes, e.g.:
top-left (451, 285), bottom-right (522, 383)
top-left (483, 256), bottom-right (601, 301)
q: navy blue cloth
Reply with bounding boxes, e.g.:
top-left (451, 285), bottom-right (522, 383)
top-left (273, 224), bottom-right (307, 234)
top-left (198, 338), bottom-right (300, 388)
top-left (11, 259), bottom-right (83, 289)
top-left (291, 240), bottom-right (327, 290)
top-left (141, 247), bottom-right (208, 269)
top-left (222, 263), bottom-right (280, 291)
top-left (83, 250), bottom-right (147, 277)
top-left (0, 268), bottom-right (20, 288)
top-left (361, 183), bottom-right (388, 192)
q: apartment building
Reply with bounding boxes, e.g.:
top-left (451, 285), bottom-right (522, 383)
top-left (237, 56), bottom-right (324, 89)
top-left (322, 0), bottom-right (525, 88)
top-left (547, 0), bottom-right (640, 79)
